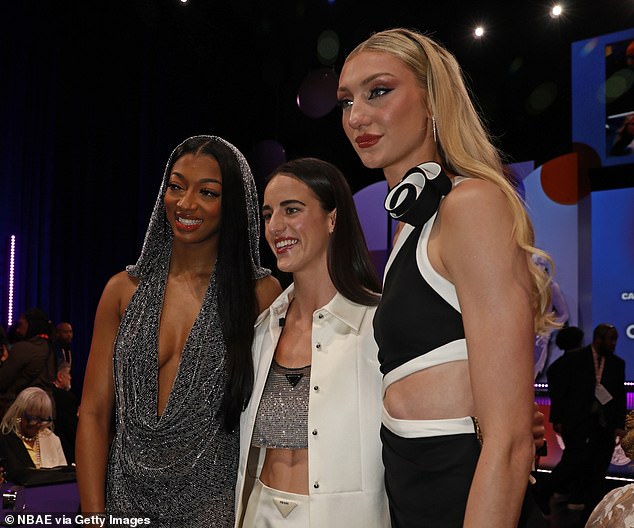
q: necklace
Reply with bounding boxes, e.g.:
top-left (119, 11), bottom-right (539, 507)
top-left (17, 431), bottom-right (41, 468)
top-left (17, 431), bottom-right (36, 443)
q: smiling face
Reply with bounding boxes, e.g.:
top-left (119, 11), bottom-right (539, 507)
top-left (262, 174), bottom-right (335, 276)
top-left (337, 51), bottom-right (435, 185)
top-left (164, 153), bottom-right (223, 246)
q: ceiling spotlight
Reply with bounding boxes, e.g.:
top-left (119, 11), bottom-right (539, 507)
top-left (550, 4), bottom-right (563, 17)
top-left (179, 0), bottom-right (188, 3)
top-left (474, 26), bottom-right (485, 38)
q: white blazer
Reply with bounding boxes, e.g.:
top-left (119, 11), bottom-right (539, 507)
top-left (235, 285), bottom-right (389, 527)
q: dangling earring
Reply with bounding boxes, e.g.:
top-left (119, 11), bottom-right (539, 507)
top-left (432, 116), bottom-right (437, 144)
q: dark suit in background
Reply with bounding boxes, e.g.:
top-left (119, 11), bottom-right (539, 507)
top-left (0, 337), bottom-right (55, 413)
top-left (547, 326), bottom-right (626, 515)
top-left (52, 385), bottom-right (79, 463)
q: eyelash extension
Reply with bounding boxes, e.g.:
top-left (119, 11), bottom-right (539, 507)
top-left (369, 87), bottom-right (392, 99)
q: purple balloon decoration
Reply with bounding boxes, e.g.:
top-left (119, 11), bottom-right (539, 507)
top-left (297, 68), bottom-right (339, 118)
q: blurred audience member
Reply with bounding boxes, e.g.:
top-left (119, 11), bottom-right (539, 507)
top-left (0, 308), bottom-right (56, 413)
top-left (0, 387), bottom-right (67, 482)
top-left (51, 361), bottom-right (79, 463)
top-left (547, 324), bottom-right (626, 518)
top-left (6, 322), bottom-right (22, 345)
top-left (555, 326), bottom-right (585, 356)
top-left (547, 326), bottom-right (586, 402)
top-left (53, 321), bottom-right (73, 367)
top-left (0, 326), bottom-right (8, 417)
top-left (0, 325), bottom-right (8, 364)
top-left (585, 410), bottom-right (634, 527)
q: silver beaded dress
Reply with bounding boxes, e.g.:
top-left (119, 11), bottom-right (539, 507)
top-left (106, 136), bottom-right (269, 527)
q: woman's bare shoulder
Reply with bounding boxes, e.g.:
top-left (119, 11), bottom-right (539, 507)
top-left (440, 177), bottom-right (512, 232)
top-left (445, 177), bottom-right (505, 207)
top-left (100, 270), bottom-right (139, 315)
top-left (256, 274), bottom-right (283, 313)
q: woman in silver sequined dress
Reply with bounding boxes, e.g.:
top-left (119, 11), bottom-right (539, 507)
top-left (76, 136), bottom-right (281, 526)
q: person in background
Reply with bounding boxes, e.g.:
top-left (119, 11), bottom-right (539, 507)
top-left (53, 321), bottom-right (73, 367)
top-left (0, 308), bottom-right (56, 410)
top-left (547, 324), bottom-right (626, 518)
top-left (0, 325), bottom-right (8, 363)
top-left (555, 326), bottom-right (585, 356)
top-left (546, 325), bottom-right (585, 415)
top-left (76, 135), bottom-right (280, 527)
top-left (0, 387), bottom-right (67, 481)
top-left (6, 322), bottom-right (22, 346)
top-left (585, 410), bottom-right (634, 528)
top-left (0, 325), bottom-right (9, 421)
top-left (337, 27), bottom-right (557, 526)
top-left (52, 361), bottom-right (78, 463)
top-left (235, 158), bottom-right (387, 527)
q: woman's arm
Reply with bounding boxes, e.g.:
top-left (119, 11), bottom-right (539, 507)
top-left (440, 180), bottom-right (535, 527)
top-left (76, 272), bottom-right (134, 513)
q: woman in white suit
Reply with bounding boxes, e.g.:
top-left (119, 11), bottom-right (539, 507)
top-left (235, 158), bottom-right (387, 527)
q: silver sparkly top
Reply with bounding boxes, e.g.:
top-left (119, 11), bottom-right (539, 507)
top-left (252, 360), bottom-right (311, 449)
top-left (106, 136), bottom-right (269, 527)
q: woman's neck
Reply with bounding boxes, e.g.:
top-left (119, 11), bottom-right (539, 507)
top-left (169, 241), bottom-right (217, 277)
top-left (291, 271), bottom-right (337, 317)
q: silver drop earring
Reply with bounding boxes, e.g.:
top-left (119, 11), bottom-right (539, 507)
top-left (432, 116), bottom-right (437, 144)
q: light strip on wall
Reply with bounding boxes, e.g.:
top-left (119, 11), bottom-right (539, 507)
top-left (7, 235), bottom-right (15, 328)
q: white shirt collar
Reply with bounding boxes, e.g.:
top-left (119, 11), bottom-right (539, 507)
top-left (256, 283), bottom-right (369, 334)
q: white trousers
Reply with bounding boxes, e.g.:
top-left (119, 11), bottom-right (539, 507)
top-left (242, 479), bottom-right (309, 528)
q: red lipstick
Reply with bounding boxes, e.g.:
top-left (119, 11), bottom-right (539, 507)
top-left (355, 134), bottom-right (381, 148)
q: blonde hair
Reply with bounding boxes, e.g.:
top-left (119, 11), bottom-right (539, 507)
top-left (1, 386), bottom-right (54, 435)
top-left (346, 28), bottom-right (557, 333)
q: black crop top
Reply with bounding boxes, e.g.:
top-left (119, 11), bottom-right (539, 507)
top-left (374, 221), bottom-right (465, 375)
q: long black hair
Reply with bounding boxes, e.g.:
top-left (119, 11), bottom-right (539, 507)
top-left (268, 158), bottom-right (381, 306)
top-left (166, 137), bottom-right (261, 432)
